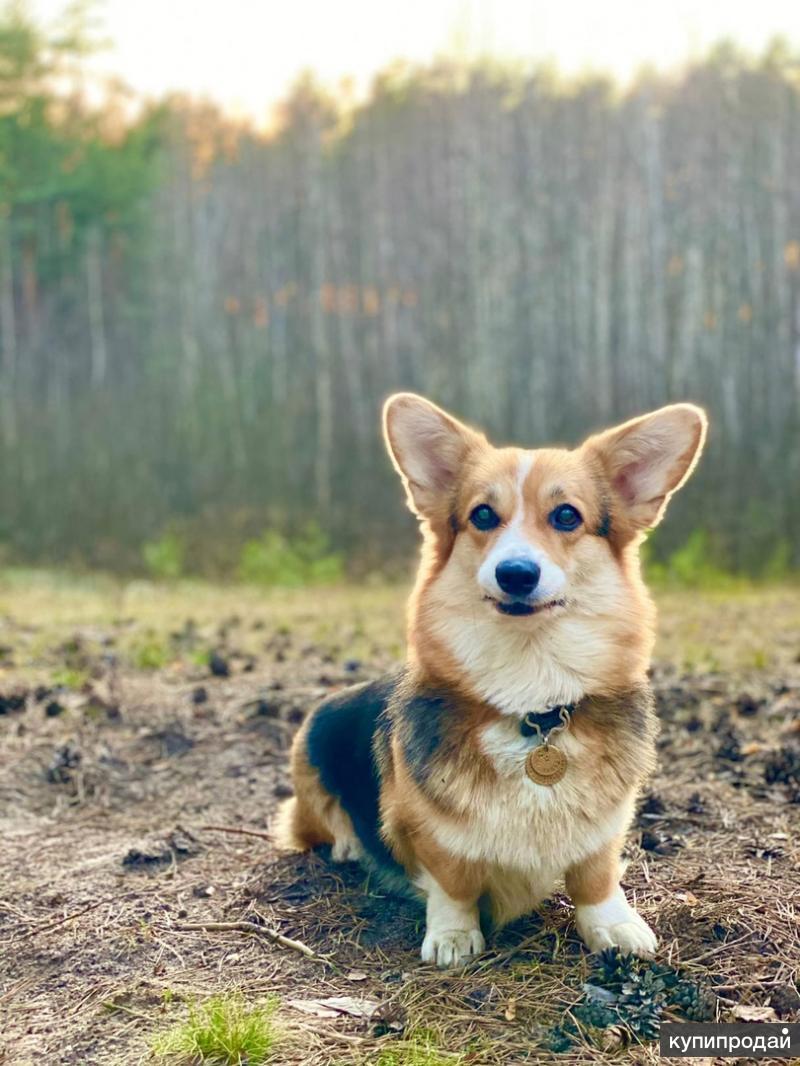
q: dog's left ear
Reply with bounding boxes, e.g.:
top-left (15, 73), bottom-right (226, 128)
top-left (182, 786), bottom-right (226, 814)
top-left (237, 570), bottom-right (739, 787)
top-left (383, 393), bottom-right (484, 519)
top-left (584, 404), bottom-right (707, 530)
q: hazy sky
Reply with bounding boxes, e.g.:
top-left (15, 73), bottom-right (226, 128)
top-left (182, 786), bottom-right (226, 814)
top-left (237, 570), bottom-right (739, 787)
top-left (30, 0), bottom-right (800, 121)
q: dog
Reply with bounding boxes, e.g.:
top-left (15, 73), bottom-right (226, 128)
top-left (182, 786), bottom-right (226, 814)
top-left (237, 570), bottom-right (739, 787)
top-left (277, 394), bottom-right (707, 967)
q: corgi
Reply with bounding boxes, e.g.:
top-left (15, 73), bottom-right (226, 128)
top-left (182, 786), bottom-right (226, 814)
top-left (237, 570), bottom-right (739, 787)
top-left (277, 394), bottom-right (707, 967)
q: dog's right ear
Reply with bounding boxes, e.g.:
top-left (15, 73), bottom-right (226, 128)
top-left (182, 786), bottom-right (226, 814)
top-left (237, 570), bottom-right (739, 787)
top-left (383, 393), bottom-right (483, 518)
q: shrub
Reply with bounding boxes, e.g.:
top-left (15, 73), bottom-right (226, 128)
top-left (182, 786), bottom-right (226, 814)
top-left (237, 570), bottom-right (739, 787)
top-left (761, 537), bottom-right (793, 581)
top-left (142, 532), bottom-right (185, 581)
top-left (644, 528), bottom-right (732, 589)
top-left (666, 529), bottom-right (729, 586)
top-left (237, 523), bottom-right (343, 587)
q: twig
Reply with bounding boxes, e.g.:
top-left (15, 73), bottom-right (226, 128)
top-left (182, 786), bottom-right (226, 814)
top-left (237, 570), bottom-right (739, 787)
top-left (0, 900), bottom-right (37, 923)
top-left (103, 1001), bottom-right (155, 1023)
top-left (198, 824), bottom-right (274, 841)
top-left (12, 886), bottom-right (162, 941)
top-left (15, 896), bottom-right (112, 940)
top-left (324, 1030), bottom-right (391, 1046)
top-left (171, 920), bottom-right (319, 959)
top-left (687, 933), bottom-right (753, 965)
top-left (466, 933), bottom-right (544, 972)
top-left (0, 978), bottom-right (36, 1006)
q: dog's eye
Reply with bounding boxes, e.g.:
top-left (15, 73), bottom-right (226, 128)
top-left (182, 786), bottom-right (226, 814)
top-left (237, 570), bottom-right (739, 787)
top-left (549, 504), bottom-right (583, 531)
top-left (469, 504), bottom-right (501, 531)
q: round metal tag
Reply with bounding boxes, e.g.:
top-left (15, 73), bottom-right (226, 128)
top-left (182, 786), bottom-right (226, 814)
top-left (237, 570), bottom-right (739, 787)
top-left (525, 743), bottom-right (567, 786)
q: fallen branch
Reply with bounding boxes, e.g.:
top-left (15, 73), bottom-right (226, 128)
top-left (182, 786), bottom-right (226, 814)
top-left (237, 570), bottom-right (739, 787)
top-left (172, 920), bottom-right (318, 959)
top-left (198, 824), bottom-right (274, 841)
top-left (15, 896), bottom-right (114, 940)
top-left (12, 885), bottom-right (167, 941)
top-left (465, 933), bottom-right (545, 972)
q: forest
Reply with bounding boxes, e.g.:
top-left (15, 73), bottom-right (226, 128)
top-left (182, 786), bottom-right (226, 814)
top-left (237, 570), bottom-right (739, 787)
top-left (1, 4), bottom-right (799, 576)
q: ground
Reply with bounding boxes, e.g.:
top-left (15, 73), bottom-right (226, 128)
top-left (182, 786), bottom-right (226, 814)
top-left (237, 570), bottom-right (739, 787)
top-left (1, 573), bottom-right (799, 1066)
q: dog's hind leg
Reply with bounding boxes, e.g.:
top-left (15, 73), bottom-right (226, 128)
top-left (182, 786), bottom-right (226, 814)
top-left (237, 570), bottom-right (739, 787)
top-left (274, 793), bottom-right (363, 861)
top-left (273, 794), bottom-right (326, 851)
top-left (274, 727), bottom-right (364, 861)
top-left (326, 803), bottom-right (365, 862)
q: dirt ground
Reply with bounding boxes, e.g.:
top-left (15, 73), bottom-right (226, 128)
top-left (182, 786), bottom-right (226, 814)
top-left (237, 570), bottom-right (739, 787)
top-left (1, 575), bottom-right (799, 1065)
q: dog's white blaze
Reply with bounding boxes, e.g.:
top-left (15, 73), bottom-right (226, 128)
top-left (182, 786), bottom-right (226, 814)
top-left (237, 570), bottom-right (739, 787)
top-left (477, 454), bottom-right (567, 604)
top-left (516, 451), bottom-right (534, 494)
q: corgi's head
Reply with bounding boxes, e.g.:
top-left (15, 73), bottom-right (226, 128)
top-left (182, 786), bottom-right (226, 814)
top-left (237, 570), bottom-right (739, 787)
top-left (383, 393), bottom-right (707, 708)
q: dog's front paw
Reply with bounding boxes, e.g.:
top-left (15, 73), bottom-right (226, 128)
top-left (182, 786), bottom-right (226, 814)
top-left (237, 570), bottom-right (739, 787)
top-left (330, 836), bottom-right (364, 862)
top-left (578, 915), bottom-right (658, 956)
top-left (421, 927), bottom-right (485, 968)
top-left (575, 889), bottom-right (657, 957)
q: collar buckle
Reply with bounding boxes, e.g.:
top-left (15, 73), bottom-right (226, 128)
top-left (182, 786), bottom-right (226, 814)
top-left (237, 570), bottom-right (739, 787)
top-left (520, 703), bottom-right (575, 741)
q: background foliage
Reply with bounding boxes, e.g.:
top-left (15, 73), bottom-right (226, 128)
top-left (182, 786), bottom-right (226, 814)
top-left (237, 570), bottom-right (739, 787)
top-left (0, 4), bottom-right (798, 577)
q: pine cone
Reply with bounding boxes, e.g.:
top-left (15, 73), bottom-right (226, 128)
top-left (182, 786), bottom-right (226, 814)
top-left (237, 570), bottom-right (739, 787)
top-left (590, 950), bottom-right (715, 1039)
top-left (670, 979), bottom-right (717, 1022)
top-left (598, 1024), bottom-right (630, 1051)
top-left (619, 997), bottom-right (663, 1040)
top-left (617, 970), bottom-right (669, 1039)
top-left (595, 947), bottom-right (637, 990)
top-left (769, 983), bottom-right (800, 1019)
top-left (573, 1002), bottom-right (619, 1030)
top-left (546, 1024), bottom-right (576, 1053)
top-left (764, 746), bottom-right (800, 785)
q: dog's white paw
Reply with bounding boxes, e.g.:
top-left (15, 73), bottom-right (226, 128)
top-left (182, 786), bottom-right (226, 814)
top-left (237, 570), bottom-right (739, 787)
top-left (575, 888), bottom-right (657, 957)
top-left (421, 926), bottom-right (485, 968)
top-left (331, 836), bottom-right (364, 862)
top-left (578, 915), bottom-right (658, 956)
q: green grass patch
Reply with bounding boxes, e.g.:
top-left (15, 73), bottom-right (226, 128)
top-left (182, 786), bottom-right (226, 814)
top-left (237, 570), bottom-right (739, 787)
top-left (51, 666), bottom-right (89, 690)
top-left (151, 993), bottom-right (279, 1065)
top-left (374, 1034), bottom-right (465, 1066)
top-left (131, 636), bottom-right (172, 670)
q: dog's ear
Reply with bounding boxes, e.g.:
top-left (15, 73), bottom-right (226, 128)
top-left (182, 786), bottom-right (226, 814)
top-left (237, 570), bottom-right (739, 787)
top-left (383, 393), bottom-right (484, 518)
top-left (584, 403), bottom-right (707, 531)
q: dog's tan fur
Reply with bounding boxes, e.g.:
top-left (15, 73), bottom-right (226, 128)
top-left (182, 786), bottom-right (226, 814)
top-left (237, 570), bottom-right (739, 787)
top-left (277, 720), bottom-right (365, 861)
top-left (279, 395), bottom-right (707, 965)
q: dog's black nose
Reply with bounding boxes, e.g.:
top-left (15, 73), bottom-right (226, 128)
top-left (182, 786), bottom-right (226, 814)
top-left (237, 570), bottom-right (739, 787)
top-left (495, 558), bottom-right (540, 597)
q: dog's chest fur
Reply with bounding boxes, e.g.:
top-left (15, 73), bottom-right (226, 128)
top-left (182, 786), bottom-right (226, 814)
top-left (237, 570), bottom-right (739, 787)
top-left (433, 722), bottom-right (633, 877)
top-left (389, 681), bottom-right (657, 880)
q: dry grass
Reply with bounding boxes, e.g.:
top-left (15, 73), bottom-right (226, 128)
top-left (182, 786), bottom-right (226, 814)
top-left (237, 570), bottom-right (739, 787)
top-left (0, 572), bottom-right (798, 1065)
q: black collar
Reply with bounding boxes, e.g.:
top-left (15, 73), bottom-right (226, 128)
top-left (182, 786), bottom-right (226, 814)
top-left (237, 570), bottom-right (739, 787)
top-left (519, 703), bottom-right (576, 737)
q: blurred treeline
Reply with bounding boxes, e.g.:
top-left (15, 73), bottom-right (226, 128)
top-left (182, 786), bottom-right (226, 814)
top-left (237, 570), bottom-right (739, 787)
top-left (1, 5), bottom-right (799, 578)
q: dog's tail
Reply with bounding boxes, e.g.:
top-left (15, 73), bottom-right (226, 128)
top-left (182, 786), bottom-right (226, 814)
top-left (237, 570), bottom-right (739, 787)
top-left (272, 797), bottom-right (304, 851)
top-left (272, 795), bottom-right (329, 852)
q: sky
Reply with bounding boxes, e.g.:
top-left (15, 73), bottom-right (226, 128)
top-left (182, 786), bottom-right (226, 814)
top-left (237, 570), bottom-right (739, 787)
top-left (29, 0), bottom-right (800, 122)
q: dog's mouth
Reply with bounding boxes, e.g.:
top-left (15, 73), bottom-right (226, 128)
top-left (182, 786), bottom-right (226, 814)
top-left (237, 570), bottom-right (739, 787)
top-left (484, 596), bottom-right (566, 617)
